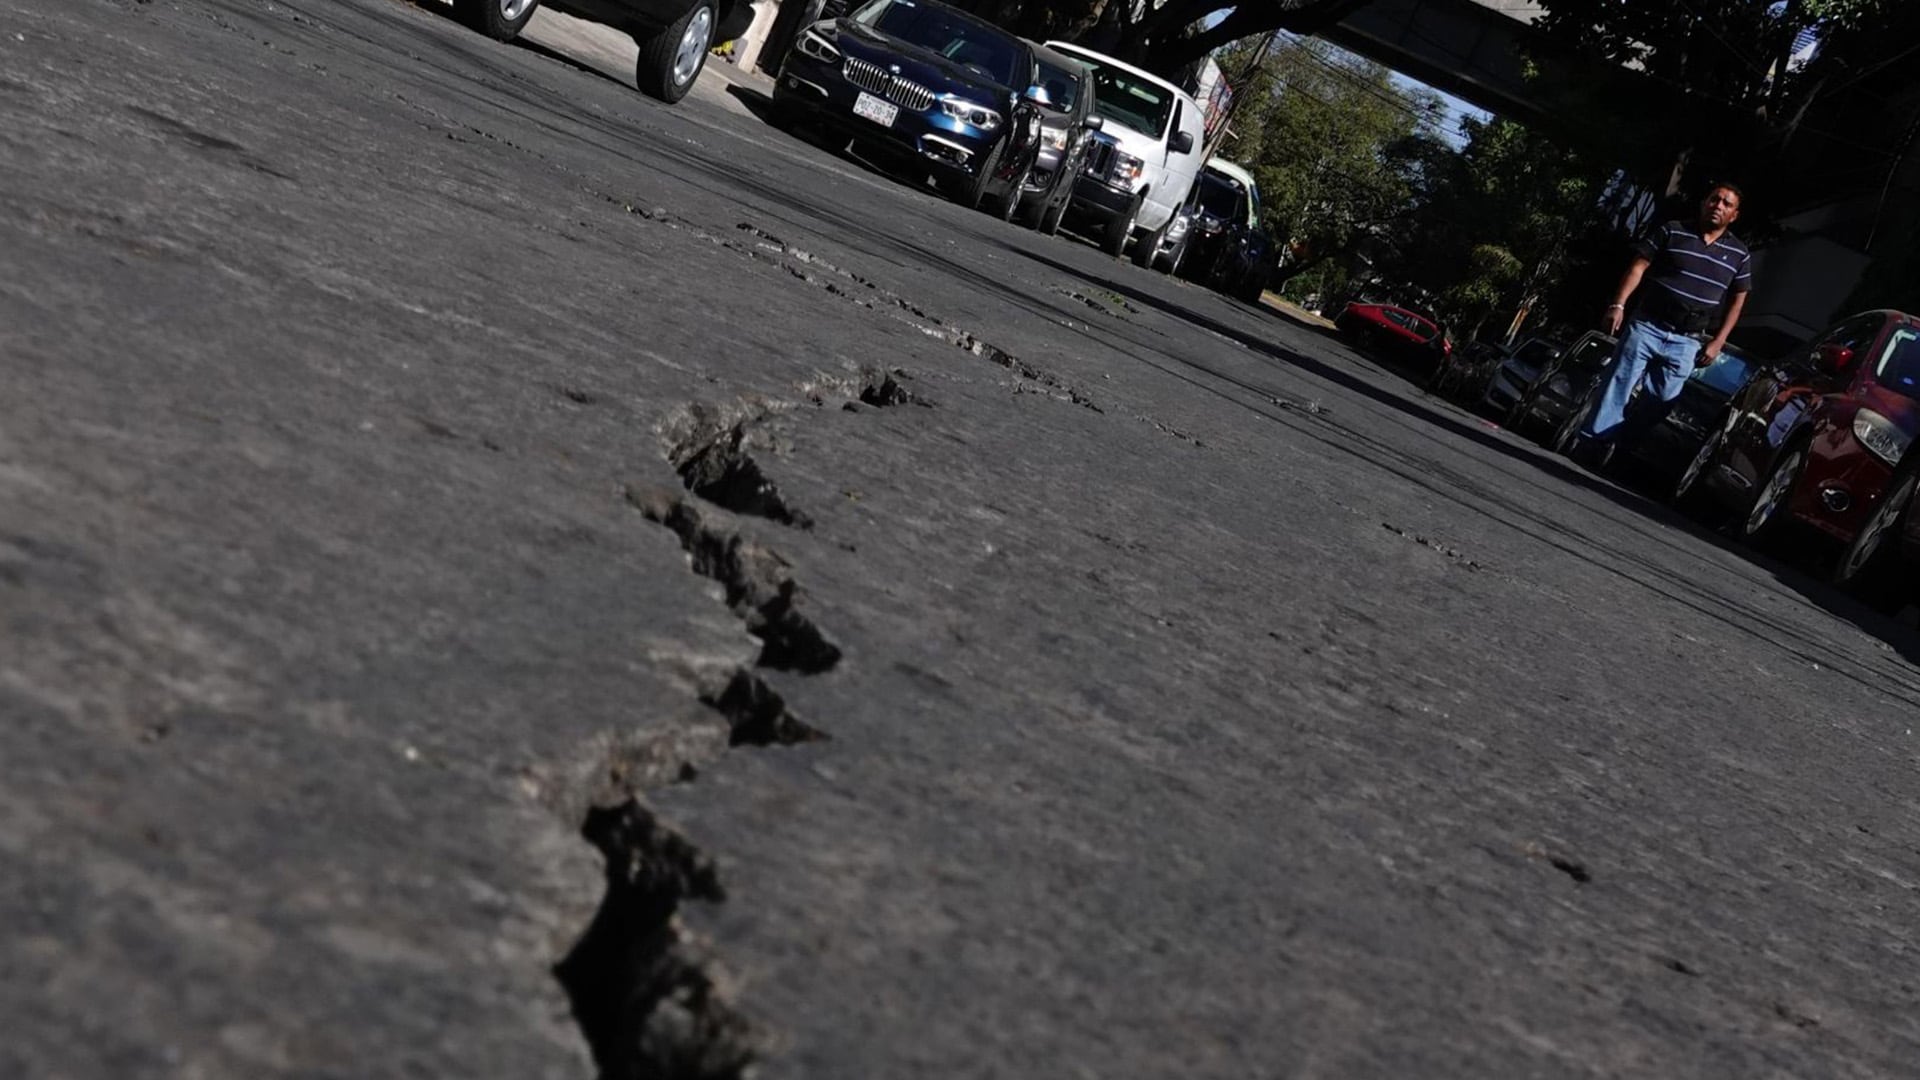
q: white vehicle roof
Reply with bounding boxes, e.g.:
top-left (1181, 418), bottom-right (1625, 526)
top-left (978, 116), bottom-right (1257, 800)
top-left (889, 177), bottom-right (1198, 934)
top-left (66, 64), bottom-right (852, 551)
top-left (1042, 41), bottom-right (1191, 99)
top-left (1206, 158), bottom-right (1257, 190)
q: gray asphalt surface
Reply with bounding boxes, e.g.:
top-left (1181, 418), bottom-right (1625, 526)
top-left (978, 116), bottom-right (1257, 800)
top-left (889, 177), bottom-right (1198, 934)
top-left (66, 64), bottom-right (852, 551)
top-left (7, 2), bottom-right (1920, 1077)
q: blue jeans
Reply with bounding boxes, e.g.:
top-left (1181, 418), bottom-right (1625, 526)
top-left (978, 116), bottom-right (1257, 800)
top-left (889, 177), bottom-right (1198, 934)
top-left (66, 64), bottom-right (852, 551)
top-left (1580, 319), bottom-right (1700, 442)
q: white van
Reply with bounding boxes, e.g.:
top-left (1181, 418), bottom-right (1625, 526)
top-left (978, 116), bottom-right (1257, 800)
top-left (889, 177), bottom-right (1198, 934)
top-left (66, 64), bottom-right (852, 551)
top-left (1045, 42), bottom-right (1206, 265)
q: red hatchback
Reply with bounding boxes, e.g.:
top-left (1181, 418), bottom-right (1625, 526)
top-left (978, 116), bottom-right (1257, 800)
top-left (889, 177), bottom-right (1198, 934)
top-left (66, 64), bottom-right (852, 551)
top-left (1335, 302), bottom-right (1452, 371)
top-left (1683, 309), bottom-right (1920, 586)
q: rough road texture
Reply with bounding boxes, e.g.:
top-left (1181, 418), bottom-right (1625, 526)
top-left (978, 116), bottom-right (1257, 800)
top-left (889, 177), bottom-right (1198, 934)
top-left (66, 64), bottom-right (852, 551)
top-left (5, 2), bottom-right (1920, 1077)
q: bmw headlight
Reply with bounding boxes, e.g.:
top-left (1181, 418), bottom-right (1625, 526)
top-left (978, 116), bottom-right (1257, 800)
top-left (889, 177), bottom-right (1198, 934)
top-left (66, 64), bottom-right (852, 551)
top-left (794, 25), bottom-right (840, 63)
top-left (1041, 126), bottom-right (1068, 151)
top-left (939, 96), bottom-right (1001, 131)
top-left (1112, 150), bottom-right (1145, 188)
top-left (1853, 408), bottom-right (1912, 465)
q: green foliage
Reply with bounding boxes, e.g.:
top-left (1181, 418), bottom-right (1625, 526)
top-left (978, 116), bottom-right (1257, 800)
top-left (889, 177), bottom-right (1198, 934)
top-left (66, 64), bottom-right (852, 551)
top-left (1214, 37), bottom-right (1448, 297)
top-left (1376, 116), bottom-right (1612, 338)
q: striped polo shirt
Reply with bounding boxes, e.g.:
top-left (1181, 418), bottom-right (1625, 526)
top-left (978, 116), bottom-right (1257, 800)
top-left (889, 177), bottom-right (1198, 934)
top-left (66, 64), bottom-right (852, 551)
top-left (1632, 220), bottom-right (1752, 332)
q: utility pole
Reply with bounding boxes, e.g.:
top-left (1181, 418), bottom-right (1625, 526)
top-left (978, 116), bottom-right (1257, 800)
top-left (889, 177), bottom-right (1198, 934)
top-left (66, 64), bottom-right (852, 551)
top-left (1201, 30), bottom-right (1275, 164)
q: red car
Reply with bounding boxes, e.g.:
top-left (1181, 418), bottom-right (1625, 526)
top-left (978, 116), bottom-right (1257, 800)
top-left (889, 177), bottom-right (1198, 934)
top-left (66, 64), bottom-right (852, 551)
top-left (1335, 301), bottom-right (1452, 370)
top-left (1680, 309), bottom-right (1920, 588)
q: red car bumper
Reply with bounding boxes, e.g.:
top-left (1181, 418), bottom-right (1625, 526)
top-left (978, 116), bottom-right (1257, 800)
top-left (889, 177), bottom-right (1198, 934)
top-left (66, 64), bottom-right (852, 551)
top-left (1787, 424), bottom-right (1895, 542)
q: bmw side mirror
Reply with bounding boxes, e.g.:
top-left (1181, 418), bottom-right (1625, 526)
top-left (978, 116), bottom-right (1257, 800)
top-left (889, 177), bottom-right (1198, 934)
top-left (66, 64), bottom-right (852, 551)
top-left (1815, 343), bottom-right (1855, 374)
top-left (1084, 115), bottom-right (1104, 131)
top-left (1170, 130), bottom-right (1194, 154)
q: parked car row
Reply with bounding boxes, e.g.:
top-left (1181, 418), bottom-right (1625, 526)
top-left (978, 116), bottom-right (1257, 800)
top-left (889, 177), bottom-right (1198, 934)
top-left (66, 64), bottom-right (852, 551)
top-left (450, 0), bottom-right (1278, 301)
top-left (1432, 311), bottom-right (1920, 605)
top-left (766, 2), bottom-right (1272, 299)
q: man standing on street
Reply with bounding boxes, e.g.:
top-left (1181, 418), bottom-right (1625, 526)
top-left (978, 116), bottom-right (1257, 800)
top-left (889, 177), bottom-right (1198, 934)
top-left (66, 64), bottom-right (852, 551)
top-left (1578, 182), bottom-right (1752, 454)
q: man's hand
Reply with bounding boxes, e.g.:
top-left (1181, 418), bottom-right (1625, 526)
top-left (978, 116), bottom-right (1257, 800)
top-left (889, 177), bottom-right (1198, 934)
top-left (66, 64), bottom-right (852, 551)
top-left (1603, 303), bottom-right (1624, 334)
top-left (1698, 338), bottom-right (1724, 367)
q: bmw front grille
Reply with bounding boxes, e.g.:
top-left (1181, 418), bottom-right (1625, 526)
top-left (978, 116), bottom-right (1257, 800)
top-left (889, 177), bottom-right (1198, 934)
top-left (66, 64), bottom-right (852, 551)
top-left (842, 57), bottom-right (934, 112)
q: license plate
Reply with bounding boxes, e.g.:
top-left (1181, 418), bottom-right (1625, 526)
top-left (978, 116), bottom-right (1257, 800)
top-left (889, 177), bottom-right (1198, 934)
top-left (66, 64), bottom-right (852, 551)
top-left (853, 91), bottom-right (898, 127)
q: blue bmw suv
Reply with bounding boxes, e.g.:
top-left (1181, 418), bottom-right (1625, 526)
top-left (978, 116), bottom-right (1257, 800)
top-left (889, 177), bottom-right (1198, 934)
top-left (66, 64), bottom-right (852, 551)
top-left (774, 0), bottom-right (1042, 211)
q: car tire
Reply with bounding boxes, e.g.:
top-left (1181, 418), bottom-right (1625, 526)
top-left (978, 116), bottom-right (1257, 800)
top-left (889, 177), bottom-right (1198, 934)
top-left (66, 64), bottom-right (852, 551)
top-left (1832, 469), bottom-right (1918, 585)
top-left (998, 170), bottom-right (1028, 223)
top-left (946, 137), bottom-right (1004, 209)
top-left (1504, 385), bottom-right (1537, 435)
top-left (1236, 271), bottom-right (1268, 304)
top-left (458, 0), bottom-right (540, 40)
top-left (1670, 426), bottom-right (1724, 507)
top-left (1038, 194), bottom-right (1067, 235)
top-left (1101, 195), bottom-right (1140, 258)
top-left (1131, 214), bottom-right (1169, 269)
top-left (1549, 390), bottom-right (1589, 454)
top-left (1740, 438), bottom-right (1809, 544)
top-left (635, 0), bottom-right (716, 104)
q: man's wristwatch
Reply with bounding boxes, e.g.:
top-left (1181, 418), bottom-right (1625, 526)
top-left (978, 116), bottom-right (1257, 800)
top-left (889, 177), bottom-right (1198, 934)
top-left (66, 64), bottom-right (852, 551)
top-left (1606, 303), bottom-right (1624, 310)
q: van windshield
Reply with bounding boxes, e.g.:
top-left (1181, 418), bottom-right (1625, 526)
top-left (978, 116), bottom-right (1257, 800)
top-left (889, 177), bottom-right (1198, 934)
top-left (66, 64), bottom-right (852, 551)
top-left (1071, 61), bottom-right (1171, 138)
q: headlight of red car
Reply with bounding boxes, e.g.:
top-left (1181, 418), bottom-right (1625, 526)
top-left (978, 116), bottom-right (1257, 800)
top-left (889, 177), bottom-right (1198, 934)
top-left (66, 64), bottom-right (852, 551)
top-left (1852, 408), bottom-right (1912, 466)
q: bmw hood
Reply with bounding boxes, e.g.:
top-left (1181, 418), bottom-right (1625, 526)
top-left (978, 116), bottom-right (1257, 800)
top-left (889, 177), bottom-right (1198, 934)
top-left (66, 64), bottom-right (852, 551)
top-left (834, 21), bottom-right (1015, 106)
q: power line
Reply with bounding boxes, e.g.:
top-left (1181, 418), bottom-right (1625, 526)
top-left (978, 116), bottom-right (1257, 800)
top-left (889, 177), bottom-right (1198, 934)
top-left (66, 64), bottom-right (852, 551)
top-left (1273, 33), bottom-right (1476, 142)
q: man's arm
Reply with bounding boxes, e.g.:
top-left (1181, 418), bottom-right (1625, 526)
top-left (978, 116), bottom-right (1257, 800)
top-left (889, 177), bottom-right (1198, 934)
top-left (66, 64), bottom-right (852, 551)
top-left (1603, 257), bottom-right (1651, 335)
top-left (1702, 290), bottom-right (1748, 362)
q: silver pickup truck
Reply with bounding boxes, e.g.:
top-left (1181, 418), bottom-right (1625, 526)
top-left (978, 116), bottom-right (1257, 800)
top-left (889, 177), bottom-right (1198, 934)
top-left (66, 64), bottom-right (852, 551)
top-left (458, 0), bottom-right (756, 102)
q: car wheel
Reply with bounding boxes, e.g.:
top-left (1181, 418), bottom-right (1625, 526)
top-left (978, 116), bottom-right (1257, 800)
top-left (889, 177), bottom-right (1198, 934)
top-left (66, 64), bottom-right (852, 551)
top-left (458, 0), bottom-right (540, 40)
top-left (635, 0), bottom-right (716, 104)
top-left (1741, 440), bottom-right (1808, 543)
top-left (1038, 194), bottom-right (1067, 236)
top-left (1101, 195), bottom-right (1140, 259)
top-left (1504, 385), bottom-right (1536, 434)
top-left (1130, 214), bottom-right (1169, 269)
top-left (1670, 427), bottom-right (1724, 506)
top-left (998, 170), bottom-right (1028, 223)
top-left (1550, 391), bottom-right (1589, 454)
top-left (1833, 470), bottom-right (1917, 585)
top-left (946, 137), bottom-right (1005, 209)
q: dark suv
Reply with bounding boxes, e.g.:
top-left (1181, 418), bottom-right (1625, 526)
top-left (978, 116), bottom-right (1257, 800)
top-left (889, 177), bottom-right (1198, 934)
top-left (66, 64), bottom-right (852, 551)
top-left (454, 0), bottom-right (750, 103)
top-left (1175, 159), bottom-right (1271, 303)
top-left (774, 0), bottom-right (1042, 210)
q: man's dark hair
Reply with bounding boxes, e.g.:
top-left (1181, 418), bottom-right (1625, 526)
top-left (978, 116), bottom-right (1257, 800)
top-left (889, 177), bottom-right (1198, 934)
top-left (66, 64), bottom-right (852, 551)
top-left (1703, 180), bottom-right (1744, 204)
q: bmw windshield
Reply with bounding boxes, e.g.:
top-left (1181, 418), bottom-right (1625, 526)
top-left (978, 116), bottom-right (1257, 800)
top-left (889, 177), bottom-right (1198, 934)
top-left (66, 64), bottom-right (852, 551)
top-left (852, 0), bottom-right (1023, 89)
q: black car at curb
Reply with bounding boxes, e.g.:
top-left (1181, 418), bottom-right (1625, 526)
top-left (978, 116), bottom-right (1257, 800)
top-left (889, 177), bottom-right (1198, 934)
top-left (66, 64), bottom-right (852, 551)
top-left (455, 0), bottom-right (751, 103)
top-left (773, 0), bottom-right (1043, 211)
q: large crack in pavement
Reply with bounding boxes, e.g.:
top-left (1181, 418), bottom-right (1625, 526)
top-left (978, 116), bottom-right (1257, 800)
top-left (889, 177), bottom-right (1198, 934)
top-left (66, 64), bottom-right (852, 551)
top-left (553, 398), bottom-right (848, 1076)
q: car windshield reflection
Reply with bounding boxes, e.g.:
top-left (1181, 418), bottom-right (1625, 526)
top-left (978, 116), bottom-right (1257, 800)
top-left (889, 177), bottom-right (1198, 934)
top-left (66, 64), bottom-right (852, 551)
top-left (1032, 60), bottom-right (1080, 110)
top-left (856, 0), bottom-right (1022, 87)
top-left (1875, 326), bottom-right (1920, 401)
top-left (1692, 350), bottom-right (1752, 396)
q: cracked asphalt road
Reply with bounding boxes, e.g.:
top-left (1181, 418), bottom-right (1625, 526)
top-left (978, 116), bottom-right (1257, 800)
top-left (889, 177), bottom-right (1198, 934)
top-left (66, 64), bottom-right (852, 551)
top-left (6, 1), bottom-right (1920, 1077)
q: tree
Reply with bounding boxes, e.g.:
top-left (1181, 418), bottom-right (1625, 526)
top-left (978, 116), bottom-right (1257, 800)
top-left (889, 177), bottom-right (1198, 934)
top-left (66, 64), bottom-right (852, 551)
top-left (1207, 36), bottom-right (1448, 297)
top-left (1379, 116), bottom-right (1610, 340)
